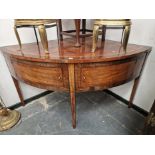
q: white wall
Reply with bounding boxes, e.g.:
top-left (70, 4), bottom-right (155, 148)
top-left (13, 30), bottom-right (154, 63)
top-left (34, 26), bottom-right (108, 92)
top-left (0, 19), bottom-right (154, 112)
top-left (107, 19), bottom-right (155, 112)
top-left (0, 19), bottom-right (58, 107)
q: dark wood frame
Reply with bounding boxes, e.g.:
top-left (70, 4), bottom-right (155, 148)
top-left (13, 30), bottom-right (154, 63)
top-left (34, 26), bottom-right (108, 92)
top-left (57, 19), bottom-right (93, 47)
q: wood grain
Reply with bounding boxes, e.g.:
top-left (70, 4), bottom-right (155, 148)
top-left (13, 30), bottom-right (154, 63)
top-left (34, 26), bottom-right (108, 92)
top-left (1, 37), bottom-right (152, 128)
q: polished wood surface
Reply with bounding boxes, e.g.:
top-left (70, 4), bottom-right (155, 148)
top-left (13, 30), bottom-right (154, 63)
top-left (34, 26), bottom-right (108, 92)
top-left (2, 38), bottom-right (151, 63)
top-left (1, 38), bottom-right (152, 128)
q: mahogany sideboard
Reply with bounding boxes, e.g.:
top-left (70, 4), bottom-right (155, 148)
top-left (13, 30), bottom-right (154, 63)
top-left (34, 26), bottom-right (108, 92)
top-left (1, 38), bottom-right (152, 128)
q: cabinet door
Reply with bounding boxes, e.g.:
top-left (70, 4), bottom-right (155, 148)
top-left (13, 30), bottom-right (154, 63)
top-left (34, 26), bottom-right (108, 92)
top-left (76, 54), bottom-right (146, 91)
top-left (10, 58), bottom-right (69, 91)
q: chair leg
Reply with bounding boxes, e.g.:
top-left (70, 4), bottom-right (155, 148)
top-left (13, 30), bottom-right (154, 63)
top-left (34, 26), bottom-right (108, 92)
top-left (82, 19), bottom-right (86, 34)
top-left (122, 25), bottom-right (131, 51)
top-left (92, 24), bottom-right (100, 52)
top-left (74, 19), bottom-right (81, 47)
top-left (14, 26), bottom-right (22, 50)
top-left (33, 26), bottom-right (39, 46)
top-left (38, 24), bottom-right (49, 54)
top-left (57, 19), bottom-right (63, 41)
top-left (56, 21), bottom-right (59, 41)
top-left (101, 26), bottom-right (106, 41)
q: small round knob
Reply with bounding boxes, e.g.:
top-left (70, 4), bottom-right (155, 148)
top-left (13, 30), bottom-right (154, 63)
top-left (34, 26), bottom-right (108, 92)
top-left (83, 76), bottom-right (86, 80)
top-left (58, 76), bottom-right (62, 80)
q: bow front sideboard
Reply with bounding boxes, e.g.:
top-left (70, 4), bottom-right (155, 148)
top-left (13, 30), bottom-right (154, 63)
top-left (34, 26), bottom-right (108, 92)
top-left (1, 38), bottom-right (152, 128)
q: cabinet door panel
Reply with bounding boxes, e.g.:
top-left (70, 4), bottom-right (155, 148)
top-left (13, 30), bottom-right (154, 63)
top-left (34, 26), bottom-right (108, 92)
top-left (11, 58), bottom-right (68, 90)
top-left (77, 54), bottom-right (145, 91)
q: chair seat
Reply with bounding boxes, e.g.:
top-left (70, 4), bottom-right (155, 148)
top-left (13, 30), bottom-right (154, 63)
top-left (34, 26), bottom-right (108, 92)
top-left (15, 19), bottom-right (56, 26)
top-left (95, 19), bottom-right (131, 26)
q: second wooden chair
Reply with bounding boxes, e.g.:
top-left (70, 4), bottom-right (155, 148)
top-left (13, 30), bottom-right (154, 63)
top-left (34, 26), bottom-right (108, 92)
top-left (92, 19), bottom-right (132, 52)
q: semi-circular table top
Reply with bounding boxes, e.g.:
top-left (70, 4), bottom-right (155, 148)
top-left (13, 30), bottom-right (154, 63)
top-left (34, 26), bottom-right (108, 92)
top-left (1, 38), bottom-right (152, 63)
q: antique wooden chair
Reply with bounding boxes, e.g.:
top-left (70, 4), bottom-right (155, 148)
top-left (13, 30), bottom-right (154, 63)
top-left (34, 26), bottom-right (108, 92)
top-left (57, 19), bottom-right (93, 47)
top-left (92, 19), bottom-right (132, 52)
top-left (14, 19), bottom-right (57, 54)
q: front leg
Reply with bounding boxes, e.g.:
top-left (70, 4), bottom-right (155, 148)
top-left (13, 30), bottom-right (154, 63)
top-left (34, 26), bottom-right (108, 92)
top-left (68, 64), bottom-right (76, 128)
top-left (122, 25), bottom-right (131, 51)
top-left (12, 76), bottom-right (25, 106)
top-left (92, 24), bottom-right (100, 52)
top-left (14, 26), bottom-right (22, 50)
top-left (38, 24), bottom-right (49, 54)
top-left (129, 52), bottom-right (150, 108)
top-left (129, 77), bottom-right (140, 108)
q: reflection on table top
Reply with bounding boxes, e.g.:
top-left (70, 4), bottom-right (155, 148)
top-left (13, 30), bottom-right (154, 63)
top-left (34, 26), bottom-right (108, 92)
top-left (1, 38), bottom-right (152, 63)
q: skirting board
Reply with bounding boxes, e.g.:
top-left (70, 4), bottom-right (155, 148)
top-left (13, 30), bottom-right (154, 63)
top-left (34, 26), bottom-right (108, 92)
top-left (104, 90), bottom-right (148, 116)
top-left (9, 90), bottom-right (148, 117)
top-left (9, 91), bottom-right (52, 110)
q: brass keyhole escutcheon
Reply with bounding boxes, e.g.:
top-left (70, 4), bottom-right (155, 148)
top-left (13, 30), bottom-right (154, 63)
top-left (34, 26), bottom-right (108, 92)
top-left (58, 76), bottom-right (62, 80)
